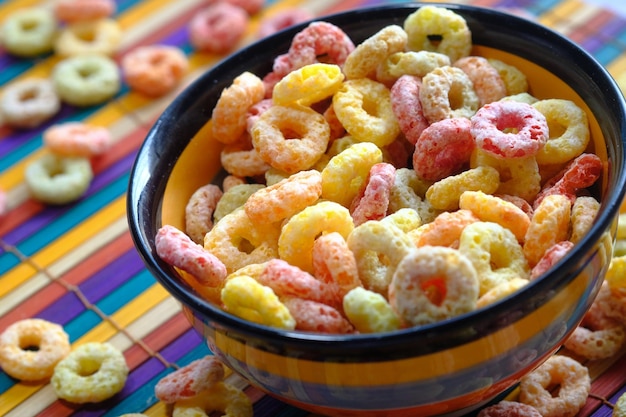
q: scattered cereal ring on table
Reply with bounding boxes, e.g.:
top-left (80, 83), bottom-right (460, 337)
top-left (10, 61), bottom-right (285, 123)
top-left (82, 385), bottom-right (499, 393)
top-left (172, 381), bottom-right (253, 417)
top-left (256, 8), bottom-right (314, 39)
top-left (43, 122), bottom-right (112, 157)
top-left (54, 18), bottom-right (122, 56)
top-left (518, 354), bottom-right (590, 417)
top-left (122, 45), bottom-right (189, 98)
top-left (614, 391), bottom-right (626, 417)
top-left (0, 8), bottom-right (57, 57)
top-left (52, 54), bottom-right (121, 106)
top-left (184, 184), bottom-right (223, 244)
top-left (155, 355), bottom-right (225, 403)
top-left (51, 342), bottom-right (128, 403)
top-left (0, 78), bottom-right (61, 129)
top-left (0, 318), bottom-right (70, 381)
top-left (420, 65), bottom-right (480, 123)
top-left (189, 2), bottom-right (249, 54)
top-left (222, 0), bottom-right (264, 15)
top-left (343, 286), bottom-right (401, 333)
top-left (25, 153), bottom-right (93, 205)
top-left (53, 0), bottom-right (116, 23)
top-left (477, 401), bottom-right (542, 417)
top-left (453, 56), bottom-right (507, 106)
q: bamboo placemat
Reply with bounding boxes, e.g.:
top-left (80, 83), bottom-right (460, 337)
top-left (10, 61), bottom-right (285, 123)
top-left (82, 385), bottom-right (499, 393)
top-left (2, 0), bottom-right (626, 416)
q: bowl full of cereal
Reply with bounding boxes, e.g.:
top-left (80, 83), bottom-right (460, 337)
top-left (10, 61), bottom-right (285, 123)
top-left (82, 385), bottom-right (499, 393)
top-left (127, 3), bottom-right (626, 416)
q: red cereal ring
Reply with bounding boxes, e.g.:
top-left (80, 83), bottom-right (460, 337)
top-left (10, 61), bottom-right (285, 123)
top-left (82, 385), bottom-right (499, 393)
top-left (350, 163), bottom-right (396, 226)
top-left (155, 355), bottom-right (225, 403)
top-left (390, 75), bottom-right (430, 145)
top-left (257, 8), bottom-right (314, 39)
top-left (121, 45), bottom-right (189, 98)
top-left (530, 240), bottom-right (574, 280)
top-left (413, 117), bottom-right (474, 181)
top-left (283, 297), bottom-right (354, 334)
top-left (189, 3), bottom-right (249, 54)
top-left (470, 100), bottom-right (549, 159)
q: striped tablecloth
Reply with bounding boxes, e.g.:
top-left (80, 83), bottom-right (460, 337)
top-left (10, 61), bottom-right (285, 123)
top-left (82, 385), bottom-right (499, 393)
top-left (2, 0), bottom-right (626, 416)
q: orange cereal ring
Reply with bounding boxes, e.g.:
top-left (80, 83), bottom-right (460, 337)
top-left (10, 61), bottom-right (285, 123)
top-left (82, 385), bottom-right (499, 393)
top-left (570, 196), bottom-right (600, 243)
top-left (185, 184), bottom-right (223, 244)
top-left (420, 66), bottom-right (480, 123)
top-left (43, 122), bottom-right (112, 157)
top-left (172, 381), bottom-right (253, 417)
top-left (523, 194), bottom-right (572, 267)
top-left (212, 72), bottom-right (265, 145)
top-left (390, 75), bottom-right (430, 145)
top-left (224, 0), bottom-right (264, 15)
top-left (332, 78), bottom-right (400, 147)
top-left (350, 163), bottom-right (396, 226)
top-left (389, 246), bottom-right (479, 327)
top-left (278, 201), bottom-right (354, 273)
top-left (416, 209), bottom-right (479, 248)
top-left (487, 58), bottom-right (529, 95)
top-left (220, 133), bottom-right (270, 178)
top-left (470, 100), bottom-right (549, 159)
top-left (272, 63), bottom-right (345, 107)
top-left (244, 170), bottom-right (322, 224)
top-left (312, 232), bottom-right (361, 298)
top-left (250, 104), bottom-right (330, 174)
top-left (454, 56), bottom-right (507, 106)
top-left (413, 117), bottom-right (475, 181)
top-left (283, 298), bottom-right (354, 334)
top-left (0, 318), bottom-right (70, 381)
top-left (122, 45), bottom-right (189, 98)
top-left (54, 18), bottom-right (122, 56)
top-left (1, 78), bottom-right (61, 129)
top-left (323, 103), bottom-right (347, 141)
top-left (156, 224), bottom-right (227, 287)
top-left (256, 8), bottom-right (314, 39)
top-left (425, 165), bottom-right (500, 211)
top-left (529, 241), bottom-right (574, 280)
top-left (343, 287), bottom-right (401, 333)
top-left (376, 51), bottom-right (450, 86)
top-left (189, 3), bottom-right (249, 54)
top-left (54, 0), bottom-right (116, 23)
top-left (518, 355), bottom-right (590, 417)
top-left (155, 356), bottom-right (225, 403)
top-left (403, 5), bottom-right (472, 62)
top-left (477, 401), bottom-right (542, 417)
top-left (343, 24), bottom-right (407, 80)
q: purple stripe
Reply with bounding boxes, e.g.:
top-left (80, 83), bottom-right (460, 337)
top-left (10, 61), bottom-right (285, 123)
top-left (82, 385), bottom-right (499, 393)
top-left (160, 26), bottom-right (189, 47)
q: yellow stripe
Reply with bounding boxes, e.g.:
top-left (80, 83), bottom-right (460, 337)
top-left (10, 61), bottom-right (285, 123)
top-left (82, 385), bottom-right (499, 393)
top-left (537, 0), bottom-right (583, 27)
top-left (0, 0), bottom-right (47, 20)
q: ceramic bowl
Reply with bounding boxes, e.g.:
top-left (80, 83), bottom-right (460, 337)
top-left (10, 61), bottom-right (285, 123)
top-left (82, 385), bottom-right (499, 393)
top-left (127, 3), bottom-right (626, 416)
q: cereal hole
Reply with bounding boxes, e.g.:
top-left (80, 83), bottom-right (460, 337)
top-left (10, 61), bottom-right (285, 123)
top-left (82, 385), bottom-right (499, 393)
top-left (78, 357), bottom-right (102, 376)
top-left (236, 238), bottom-right (256, 254)
top-left (426, 34), bottom-right (443, 47)
top-left (421, 277), bottom-right (447, 306)
top-left (19, 335), bottom-right (41, 351)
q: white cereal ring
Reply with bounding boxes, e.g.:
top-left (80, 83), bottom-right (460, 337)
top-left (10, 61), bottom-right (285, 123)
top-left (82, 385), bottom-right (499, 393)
top-left (419, 66), bottom-right (480, 123)
top-left (25, 153), bottom-right (93, 205)
top-left (0, 78), bottom-right (61, 129)
top-left (0, 8), bottom-right (57, 57)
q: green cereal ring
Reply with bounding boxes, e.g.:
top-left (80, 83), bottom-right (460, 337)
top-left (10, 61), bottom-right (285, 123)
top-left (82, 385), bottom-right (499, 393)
top-left (25, 153), bottom-right (93, 205)
top-left (52, 54), bottom-right (121, 106)
top-left (0, 8), bottom-right (57, 57)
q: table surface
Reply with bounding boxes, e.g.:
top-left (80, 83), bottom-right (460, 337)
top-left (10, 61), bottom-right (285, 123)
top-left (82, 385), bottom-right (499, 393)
top-left (2, 0), bottom-right (626, 416)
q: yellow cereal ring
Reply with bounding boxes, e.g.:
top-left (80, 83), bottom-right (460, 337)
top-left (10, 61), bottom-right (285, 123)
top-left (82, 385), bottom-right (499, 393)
top-left (380, 207), bottom-right (422, 233)
top-left (173, 381), bottom-right (253, 417)
top-left (0, 318), bottom-right (70, 381)
top-left (487, 58), bottom-right (529, 95)
top-left (343, 25), bottom-right (407, 80)
top-left (326, 135), bottom-right (359, 158)
top-left (51, 342), bottom-right (129, 403)
top-left (54, 18), bottom-right (122, 57)
top-left (272, 63), bottom-right (345, 107)
top-left (251, 104), bottom-right (330, 173)
top-left (420, 65), bottom-right (480, 123)
top-left (459, 190), bottom-right (531, 242)
top-left (403, 5), bottom-right (472, 62)
top-left (523, 194), bottom-right (571, 267)
top-left (347, 221), bottom-right (414, 295)
top-left (221, 275), bottom-right (295, 329)
top-left (332, 78), bottom-right (400, 147)
top-left (213, 184), bottom-right (264, 223)
top-left (343, 287), bottom-right (401, 333)
top-left (278, 200), bottom-right (354, 273)
top-left (389, 246), bottom-right (479, 327)
top-left (533, 99), bottom-right (590, 165)
top-left (570, 196), bottom-right (600, 244)
top-left (376, 51), bottom-right (450, 86)
top-left (204, 208), bottom-right (280, 273)
top-left (500, 92), bottom-right (539, 105)
top-left (321, 142), bottom-right (383, 207)
top-left (388, 167), bottom-right (439, 224)
top-left (425, 165), bottom-right (500, 211)
top-left (458, 221), bottom-right (530, 296)
top-left (0, 8), bottom-right (57, 57)
top-left (476, 277), bottom-right (529, 309)
top-left (605, 255), bottom-right (626, 290)
top-left (212, 71), bottom-right (265, 144)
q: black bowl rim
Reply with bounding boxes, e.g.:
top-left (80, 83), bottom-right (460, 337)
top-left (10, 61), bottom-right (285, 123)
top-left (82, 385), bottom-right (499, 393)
top-left (127, 2), bottom-right (626, 354)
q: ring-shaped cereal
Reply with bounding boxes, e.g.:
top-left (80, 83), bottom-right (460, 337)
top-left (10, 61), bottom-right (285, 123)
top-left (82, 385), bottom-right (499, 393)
top-left (220, 133), bottom-right (270, 178)
top-left (343, 287), bottom-right (401, 333)
top-left (570, 196), bottom-right (600, 244)
top-left (213, 72), bottom-right (265, 144)
top-left (454, 56), bottom-right (507, 106)
top-left (279, 200), bottom-right (354, 274)
top-left (487, 58), bottom-right (529, 95)
top-left (350, 163), bottom-right (396, 226)
top-left (332, 78), bottom-right (400, 147)
top-left (470, 100), bottom-right (549, 159)
top-left (0, 78), bottom-right (61, 129)
top-left (122, 45), bottom-right (189, 97)
top-left (25, 153), bottom-right (93, 205)
top-left (416, 209), bottom-right (479, 248)
top-left (0, 8), bottom-right (57, 57)
top-left (272, 63), bottom-right (345, 107)
top-left (518, 355), bottom-right (590, 417)
top-left (532, 99), bottom-right (590, 165)
top-left (530, 241), bottom-right (574, 280)
top-left (0, 318), bottom-right (70, 381)
top-left (284, 297), bottom-right (354, 334)
top-left (54, 0), bottom-right (116, 23)
top-left (458, 221), bottom-right (530, 296)
top-left (189, 3), bottom-right (249, 54)
top-left (244, 169), bottom-right (322, 224)
top-left (185, 184), bottom-right (223, 244)
top-left (389, 246), bottom-right (479, 327)
top-left (250, 104), bottom-right (330, 174)
top-left (523, 194), bottom-right (572, 267)
top-left (420, 66), bottom-right (480, 124)
top-left (172, 381), bottom-right (254, 417)
top-left (403, 5), bottom-right (472, 62)
top-left (43, 122), bottom-right (112, 157)
top-left (347, 221), bottom-right (414, 295)
top-left (256, 8), bottom-right (314, 39)
top-left (221, 275), bottom-right (296, 329)
top-left (312, 232), bottom-right (361, 298)
top-left (476, 277), bottom-right (529, 309)
top-left (425, 165), bottom-right (500, 211)
top-left (381, 207), bottom-right (422, 233)
top-left (390, 75), bottom-right (430, 145)
top-left (343, 24), bottom-right (407, 80)
top-left (51, 342), bottom-right (129, 403)
top-left (52, 54), bottom-right (121, 107)
top-left (54, 18), bottom-right (122, 57)
top-left (477, 401), bottom-right (542, 417)
top-left (155, 355), bottom-right (225, 403)
top-left (377, 51), bottom-right (450, 86)
top-left (204, 208), bottom-right (281, 274)
top-left (388, 168), bottom-right (439, 224)
top-left (213, 184), bottom-right (264, 223)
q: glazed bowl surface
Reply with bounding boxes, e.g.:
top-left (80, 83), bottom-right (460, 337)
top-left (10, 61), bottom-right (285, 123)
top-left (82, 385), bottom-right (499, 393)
top-left (127, 3), bottom-right (626, 416)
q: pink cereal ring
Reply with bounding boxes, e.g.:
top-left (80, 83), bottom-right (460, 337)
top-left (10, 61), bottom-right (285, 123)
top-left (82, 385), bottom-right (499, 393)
top-left (189, 3), bottom-right (249, 54)
top-left (155, 224), bottom-right (227, 288)
top-left (390, 75), bottom-right (430, 145)
top-left (530, 240), bottom-right (574, 280)
top-left (121, 45), bottom-right (189, 98)
top-left (257, 8), bottom-right (314, 39)
top-left (471, 100), bottom-right (549, 159)
top-left (478, 401), bottom-right (542, 417)
top-left (43, 122), bottom-right (111, 158)
top-left (312, 232), bottom-right (361, 298)
top-left (413, 117), bottom-right (475, 181)
top-left (224, 0), bottom-right (264, 15)
top-left (453, 56), bottom-right (507, 106)
top-left (350, 163), bottom-right (396, 226)
top-left (246, 98), bottom-right (273, 134)
top-left (283, 298), bottom-right (354, 334)
top-left (53, 0), bottom-right (116, 23)
top-left (155, 355), bottom-right (225, 404)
